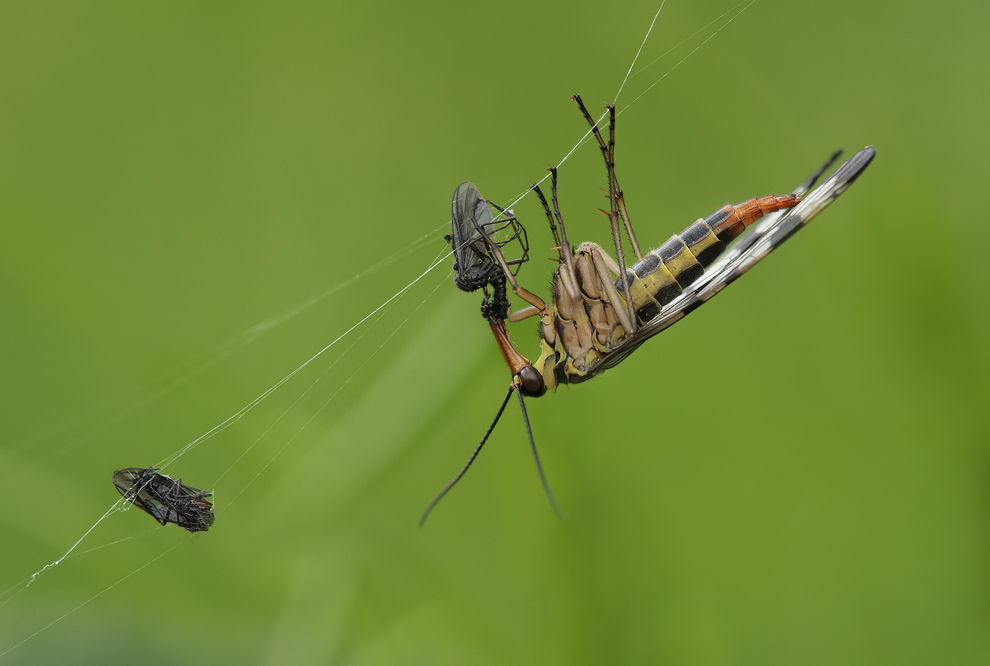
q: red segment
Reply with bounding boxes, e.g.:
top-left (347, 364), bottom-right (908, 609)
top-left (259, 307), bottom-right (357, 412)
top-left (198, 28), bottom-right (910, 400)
top-left (733, 194), bottom-right (800, 227)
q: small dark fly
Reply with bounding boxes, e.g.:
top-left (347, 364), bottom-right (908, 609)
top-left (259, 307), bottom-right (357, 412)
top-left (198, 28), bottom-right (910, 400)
top-left (112, 467), bottom-right (215, 533)
top-left (447, 181), bottom-right (531, 320)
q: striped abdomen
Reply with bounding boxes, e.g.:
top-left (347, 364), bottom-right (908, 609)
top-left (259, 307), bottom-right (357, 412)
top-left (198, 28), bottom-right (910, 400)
top-left (616, 195), bottom-right (799, 322)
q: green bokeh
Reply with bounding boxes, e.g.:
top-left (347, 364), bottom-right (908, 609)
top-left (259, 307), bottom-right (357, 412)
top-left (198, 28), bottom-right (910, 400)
top-left (1, 1), bottom-right (987, 663)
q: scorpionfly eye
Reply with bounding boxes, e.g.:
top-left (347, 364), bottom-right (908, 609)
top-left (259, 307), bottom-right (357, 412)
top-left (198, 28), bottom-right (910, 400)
top-left (517, 366), bottom-right (546, 398)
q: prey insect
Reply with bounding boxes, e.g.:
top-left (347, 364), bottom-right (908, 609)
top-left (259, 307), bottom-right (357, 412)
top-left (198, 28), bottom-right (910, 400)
top-left (424, 95), bottom-right (875, 524)
top-left (112, 467), bottom-right (215, 532)
top-left (447, 181), bottom-right (531, 319)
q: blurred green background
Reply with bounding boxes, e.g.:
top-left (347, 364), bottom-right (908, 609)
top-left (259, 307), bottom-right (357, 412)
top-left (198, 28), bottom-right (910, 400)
top-left (1, 0), bottom-right (987, 663)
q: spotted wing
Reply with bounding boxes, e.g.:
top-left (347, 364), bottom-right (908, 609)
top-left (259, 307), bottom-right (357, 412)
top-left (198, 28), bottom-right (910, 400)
top-left (587, 146), bottom-right (876, 375)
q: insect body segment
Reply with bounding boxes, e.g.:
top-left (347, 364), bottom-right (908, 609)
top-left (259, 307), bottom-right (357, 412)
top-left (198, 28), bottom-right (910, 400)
top-left (112, 467), bottom-right (215, 532)
top-left (533, 194), bottom-right (801, 389)
top-left (623, 194), bottom-right (802, 315)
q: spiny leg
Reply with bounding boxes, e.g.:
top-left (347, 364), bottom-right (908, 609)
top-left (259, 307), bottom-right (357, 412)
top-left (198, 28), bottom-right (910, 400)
top-left (572, 95), bottom-right (639, 332)
top-left (599, 106), bottom-right (637, 331)
top-left (600, 102), bottom-right (633, 263)
top-left (601, 105), bottom-right (631, 308)
top-left (605, 105), bottom-right (641, 264)
top-left (531, 182), bottom-right (564, 250)
top-left (545, 169), bottom-right (573, 260)
top-left (532, 172), bottom-right (580, 303)
top-left (572, 96), bottom-right (642, 261)
top-left (573, 97), bottom-right (625, 256)
top-left (546, 168), bottom-right (584, 303)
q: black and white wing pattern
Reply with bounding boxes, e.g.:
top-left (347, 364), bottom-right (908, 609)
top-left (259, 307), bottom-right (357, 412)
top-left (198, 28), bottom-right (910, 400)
top-left (588, 146), bottom-right (876, 375)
